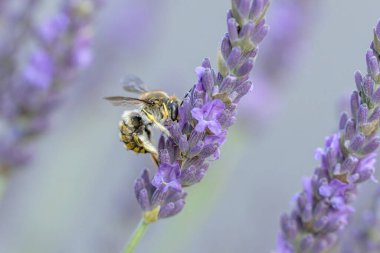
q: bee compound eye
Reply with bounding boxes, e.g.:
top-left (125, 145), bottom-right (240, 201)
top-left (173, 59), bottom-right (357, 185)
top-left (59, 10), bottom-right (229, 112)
top-left (169, 102), bottom-right (179, 121)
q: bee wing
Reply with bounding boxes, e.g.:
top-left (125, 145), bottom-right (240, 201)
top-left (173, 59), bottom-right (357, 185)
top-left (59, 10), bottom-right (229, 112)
top-left (121, 75), bottom-right (149, 94)
top-left (104, 96), bottom-right (151, 107)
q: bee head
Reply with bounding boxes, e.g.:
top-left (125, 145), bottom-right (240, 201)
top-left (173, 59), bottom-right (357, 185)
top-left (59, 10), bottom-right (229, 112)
top-left (167, 100), bottom-right (179, 121)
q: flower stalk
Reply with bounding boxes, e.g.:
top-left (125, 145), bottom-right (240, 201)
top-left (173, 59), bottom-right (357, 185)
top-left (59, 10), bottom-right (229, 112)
top-left (123, 219), bottom-right (150, 253)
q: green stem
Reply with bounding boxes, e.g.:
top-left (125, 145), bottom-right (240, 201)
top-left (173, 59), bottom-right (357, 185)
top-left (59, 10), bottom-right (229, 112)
top-left (123, 219), bottom-right (149, 253)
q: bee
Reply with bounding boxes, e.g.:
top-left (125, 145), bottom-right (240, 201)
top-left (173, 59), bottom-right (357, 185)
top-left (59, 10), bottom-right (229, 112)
top-left (105, 75), bottom-right (180, 164)
top-left (118, 110), bottom-right (159, 165)
top-left (106, 75), bottom-right (180, 135)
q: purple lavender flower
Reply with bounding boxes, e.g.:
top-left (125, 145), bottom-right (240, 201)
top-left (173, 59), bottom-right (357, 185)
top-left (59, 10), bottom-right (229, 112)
top-left (277, 19), bottom-right (380, 253)
top-left (152, 162), bottom-right (182, 192)
top-left (133, 0), bottom-right (270, 223)
top-left (135, 169), bottom-right (186, 222)
top-left (0, 0), bottom-right (100, 172)
top-left (191, 99), bottom-right (225, 135)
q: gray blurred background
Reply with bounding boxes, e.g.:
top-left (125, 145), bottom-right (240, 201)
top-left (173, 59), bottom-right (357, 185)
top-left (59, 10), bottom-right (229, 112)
top-left (0, 0), bottom-right (380, 253)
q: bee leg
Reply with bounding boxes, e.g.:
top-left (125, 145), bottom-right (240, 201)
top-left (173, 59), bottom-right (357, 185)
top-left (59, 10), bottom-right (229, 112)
top-left (162, 103), bottom-right (169, 119)
top-left (133, 133), bottom-right (159, 159)
top-left (150, 153), bottom-right (159, 167)
top-left (142, 110), bottom-right (171, 137)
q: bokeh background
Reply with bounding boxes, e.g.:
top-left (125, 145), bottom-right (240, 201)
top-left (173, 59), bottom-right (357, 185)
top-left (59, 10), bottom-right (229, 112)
top-left (1, 0), bottom-right (380, 253)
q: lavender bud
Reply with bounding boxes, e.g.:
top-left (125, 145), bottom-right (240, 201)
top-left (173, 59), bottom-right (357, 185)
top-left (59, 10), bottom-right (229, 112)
top-left (374, 20), bottom-right (380, 54)
top-left (344, 119), bottom-right (356, 140)
top-left (237, 0), bottom-right (250, 18)
top-left (178, 135), bottom-right (189, 152)
top-left (251, 21), bottom-right (269, 45)
top-left (199, 144), bottom-right (219, 160)
top-left (362, 137), bottom-right (380, 154)
top-left (201, 68), bottom-right (214, 93)
top-left (220, 75), bottom-right (237, 93)
top-left (137, 189), bottom-right (150, 211)
top-left (313, 216), bottom-right (329, 232)
top-left (350, 91), bottom-right (360, 117)
top-left (188, 141), bottom-right (204, 157)
top-left (201, 58), bottom-right (212, 69)
top-left (221, 34), bottom-right (232, 60)
top-left (233, 80), bottom-right (253, 102)
top-left (300, 235), bottom-right (314, 251)
top-left (236, 58), bottom-right (254, 76)
top-left (340, 156), bottom-right (358, 174)
top-left (280, 214), bottom-right (297, 240)
top-left (227, 46), bottom-right (242, 69)
top-left (339, 112), bottom-right (349, 130)
top-left (239, 21), bottom-right (255, 39)
top-left (227, 18), bottom-right (239, 43)
top-left (313, 239), bottom-right (328, 253)
top-left (313, 202), bottom-right (329, 219)
top-left (297, 192), bottom-right (308, 210)
top-left (369, 55), bottom-right (380, 80)
top-left (249, 0), bottom-right (267, 20)
top-left (158, 203), bottom-right (175, 218)
top-left (363, 76), bottom-right (375, 96)
top-left (354, 70), bottom-right (363, 91)
top-left (350, 166), bottom-right (375, 184)
top-left (349, 133), bottom-right (365, 152)
top-left (358, 104), bottom-right (368, 125)
top-left (159, 149), bottom-right (171, 164)
top-left (301, 204), bottom-right (313, 223)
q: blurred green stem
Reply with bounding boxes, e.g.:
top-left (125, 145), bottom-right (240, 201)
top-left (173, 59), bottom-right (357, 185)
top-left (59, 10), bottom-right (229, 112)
top-left (0, 173), bottom-right (8, 200)
top-left (123, 219), bottom-right (149, 253)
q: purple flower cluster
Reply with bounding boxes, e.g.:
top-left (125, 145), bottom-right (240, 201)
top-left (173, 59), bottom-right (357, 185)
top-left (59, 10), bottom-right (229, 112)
top-left (134, 0), bottom-right (270, 223)
top-left (0, 0), bottom-right (100, 173)
top-left (277, 20), bottom-right (380, 253)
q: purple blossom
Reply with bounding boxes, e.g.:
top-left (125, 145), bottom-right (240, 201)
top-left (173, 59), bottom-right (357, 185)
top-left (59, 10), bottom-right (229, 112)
top-left (277, 19), bottom-right (380, 253)
top-left (152, 162), bottom-right (182, 192)
top-left (191, 99), bottom-right (225, 135)
top-left (135, 170), bottom-right (187, 222)
top-left (133, 0), bottom-right (270, 222)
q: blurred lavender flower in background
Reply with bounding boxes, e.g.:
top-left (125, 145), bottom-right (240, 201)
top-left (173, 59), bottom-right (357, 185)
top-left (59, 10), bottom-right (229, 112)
top-left (0, 0), bottom-right (100, 174)
top-left (277, 19), bottom-right (380, 253)
top-left (241, 0), bottom-right (317, 127)
top-left (340, 187), bottom-right (380, 253)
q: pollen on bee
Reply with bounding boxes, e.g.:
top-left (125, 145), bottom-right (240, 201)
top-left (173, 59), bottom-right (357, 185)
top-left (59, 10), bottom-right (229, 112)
top-left (118, 120), bottom-right (124, 129)
top-left (125, 142), bottom-right (134, 150)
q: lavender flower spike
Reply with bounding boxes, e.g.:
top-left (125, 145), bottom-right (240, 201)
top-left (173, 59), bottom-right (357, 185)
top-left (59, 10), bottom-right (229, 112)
top-left (132, 0), bottom-right (270, 224)
top-left (277, 19), bottom-right (380, 253)
top-left (125, 1), bottom-right (270, 252)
